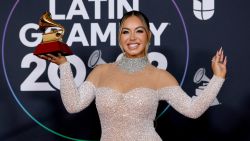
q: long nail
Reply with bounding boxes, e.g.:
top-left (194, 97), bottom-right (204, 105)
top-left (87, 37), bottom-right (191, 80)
top-left (224, 56), bottom-right (227, 64)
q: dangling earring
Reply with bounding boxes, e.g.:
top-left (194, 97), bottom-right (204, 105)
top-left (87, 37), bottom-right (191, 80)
top-left (145, 42), bottom-right (150, 57)
top-left (122, 49), bottom-right (126, 56)
top-left (119, 43), bottom-right (126, 56)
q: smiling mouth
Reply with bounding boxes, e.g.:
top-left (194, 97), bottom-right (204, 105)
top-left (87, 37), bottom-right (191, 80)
top-left (128, 43), bottom-right (140, 49)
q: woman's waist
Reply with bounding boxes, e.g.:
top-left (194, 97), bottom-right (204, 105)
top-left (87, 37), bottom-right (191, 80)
top-left (100, 125), bottom-right (160, 141)
top-left (100, 118), bottom-right (155, 132)
top-left (101, 130), bottom-right (161, 141)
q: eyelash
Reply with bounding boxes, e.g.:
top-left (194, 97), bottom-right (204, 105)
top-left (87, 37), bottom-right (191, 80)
top-left (122, 31), bottom-right (129, 34)
top-left (122, 30), bottom-right (144, 34)
top-left (136, 30), bottom-right (144, 33)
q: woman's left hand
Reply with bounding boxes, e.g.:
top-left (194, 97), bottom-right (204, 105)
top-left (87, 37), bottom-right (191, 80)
top-left (211, 48), bottom-right (227, 78)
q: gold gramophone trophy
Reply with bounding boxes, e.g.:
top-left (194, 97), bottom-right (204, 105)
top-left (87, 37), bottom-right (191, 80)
top-left (33, 11), bottom-right (73, 56)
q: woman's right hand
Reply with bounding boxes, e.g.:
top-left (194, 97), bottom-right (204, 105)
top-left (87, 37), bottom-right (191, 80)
top-left (39, 53), bottom-right (67, 65)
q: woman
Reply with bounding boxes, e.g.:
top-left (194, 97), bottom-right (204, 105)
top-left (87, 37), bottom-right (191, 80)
top-left (40, 11), bottom-right (227, 141)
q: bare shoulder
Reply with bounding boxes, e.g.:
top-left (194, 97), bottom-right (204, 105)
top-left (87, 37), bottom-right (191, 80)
top-left (154, 67), bottom-right (179, 88)
top-left (93, 63), bottom-right (111, 72)
top-left (86, 63), bottom-right (110, 85)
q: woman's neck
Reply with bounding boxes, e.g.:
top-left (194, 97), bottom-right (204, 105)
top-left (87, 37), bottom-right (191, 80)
top-left (116, 54), bottom-right (150, 73)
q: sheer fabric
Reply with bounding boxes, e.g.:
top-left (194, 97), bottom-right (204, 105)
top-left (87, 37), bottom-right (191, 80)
top-left (59, 62), bottom-right (224, 141)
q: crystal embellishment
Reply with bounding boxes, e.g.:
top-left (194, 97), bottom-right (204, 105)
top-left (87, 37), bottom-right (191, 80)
top-left (116, 55), bottom-right (150, 73)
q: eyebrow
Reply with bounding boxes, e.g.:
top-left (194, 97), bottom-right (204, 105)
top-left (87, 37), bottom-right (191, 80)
top-left (121, 26), bottom-right (146, 31)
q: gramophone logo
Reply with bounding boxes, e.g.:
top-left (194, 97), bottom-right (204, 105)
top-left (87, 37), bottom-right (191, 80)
top-left (193, 68), bottom-right (220, 106)
top-left (193, 0), bottom-right (215, 20)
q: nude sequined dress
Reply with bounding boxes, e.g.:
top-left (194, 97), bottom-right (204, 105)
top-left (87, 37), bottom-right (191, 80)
top-left (59, 62), bottom-right (225, 141)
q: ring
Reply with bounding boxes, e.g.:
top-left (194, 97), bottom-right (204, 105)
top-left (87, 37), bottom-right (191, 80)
top-left (48, 58), bottom-right (52, 61)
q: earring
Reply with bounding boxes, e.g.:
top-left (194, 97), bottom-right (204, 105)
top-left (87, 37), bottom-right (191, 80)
top-left (119, 44), bottom-right (126, 55)
top-left (147, 42), bottom-right (151, 46)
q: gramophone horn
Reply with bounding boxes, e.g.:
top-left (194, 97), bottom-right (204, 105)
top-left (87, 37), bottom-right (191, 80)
top-left (38, 11), bottom-right (64, 35)
top-left (88, 50), bottom-right (106, 68)
top-left (193, 68), bottom-right (210, 83)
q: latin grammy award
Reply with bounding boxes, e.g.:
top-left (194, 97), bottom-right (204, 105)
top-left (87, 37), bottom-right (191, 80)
top-left (33, 11), bottom-right (73, 56)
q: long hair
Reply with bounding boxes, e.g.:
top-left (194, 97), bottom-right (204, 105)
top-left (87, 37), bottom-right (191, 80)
top-left (118, 10), bottom-right (151, 57)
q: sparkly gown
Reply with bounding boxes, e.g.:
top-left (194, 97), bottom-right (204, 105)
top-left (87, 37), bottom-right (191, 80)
top-left (59, 62), bottom-right (225, 141)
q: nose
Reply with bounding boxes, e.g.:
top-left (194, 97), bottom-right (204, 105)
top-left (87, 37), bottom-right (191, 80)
top-left (129, 32), bottom-right (136, 40)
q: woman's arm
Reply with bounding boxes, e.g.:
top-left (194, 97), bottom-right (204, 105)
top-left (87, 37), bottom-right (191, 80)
top-left (158, 75), bottom-right (225, 119)
top-left (39, 54), bottom-right (105, 114)
top-left (158, 48), bottom-right (227, 118)
top-left (59, 62), bottom-right (96, 113)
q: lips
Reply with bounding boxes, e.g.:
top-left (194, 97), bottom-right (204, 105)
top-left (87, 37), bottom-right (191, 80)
top-left (128, 43), bottom-right (139, 49)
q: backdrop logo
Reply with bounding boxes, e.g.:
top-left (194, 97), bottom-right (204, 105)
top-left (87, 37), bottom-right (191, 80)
top-left (18, 0), bottom-right (171, 92)
top-left (193, 68), bottom-right (220, 106)
top-left (20, 0), bottom-right (169, 48)
top-left (193, 0), bottom-right (215, 20)
top-left (2, 0), bottom-right (190, 140)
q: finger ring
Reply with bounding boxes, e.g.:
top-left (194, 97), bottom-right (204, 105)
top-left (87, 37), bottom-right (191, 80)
top-left (48, 58), bottom-right (51, 61)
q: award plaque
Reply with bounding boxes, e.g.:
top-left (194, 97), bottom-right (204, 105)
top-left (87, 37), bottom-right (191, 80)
top-left (33, 11), bottom-right (73, 56)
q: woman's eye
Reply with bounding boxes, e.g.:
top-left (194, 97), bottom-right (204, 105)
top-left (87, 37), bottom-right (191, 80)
top-left (136, 30), bottom-right (144, 33)
top-left (122, 30), bottom-right (129, 34)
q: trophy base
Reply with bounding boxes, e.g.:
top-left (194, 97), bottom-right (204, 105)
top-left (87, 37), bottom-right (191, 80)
top-left (34, 41), bottom-right (73, 56)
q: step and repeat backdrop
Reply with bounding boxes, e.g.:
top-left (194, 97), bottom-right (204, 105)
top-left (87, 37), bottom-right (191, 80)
top-left (1, 0), bottom-right (250, 141)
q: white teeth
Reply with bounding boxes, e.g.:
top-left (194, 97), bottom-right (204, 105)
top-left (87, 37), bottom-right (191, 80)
top-left (128, 43), bottom-right (139, 49)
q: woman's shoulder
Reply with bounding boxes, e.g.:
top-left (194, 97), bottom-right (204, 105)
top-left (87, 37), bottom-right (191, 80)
top-left (147, 64), bottom-right (173, 77)
top-left (86, 63), bottom-right (111, 84)
top-left (152, 66), bottom-right (179, 88)
top-left (93, 63), bottom-right (111, 71)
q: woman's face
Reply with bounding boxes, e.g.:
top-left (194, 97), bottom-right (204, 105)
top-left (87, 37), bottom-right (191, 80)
top-left (119, 16), bottom-right (151, 58)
